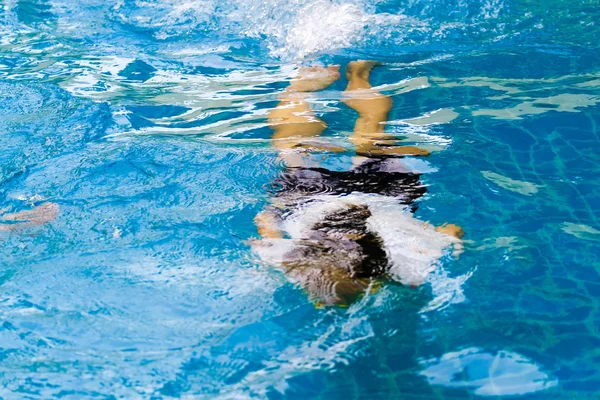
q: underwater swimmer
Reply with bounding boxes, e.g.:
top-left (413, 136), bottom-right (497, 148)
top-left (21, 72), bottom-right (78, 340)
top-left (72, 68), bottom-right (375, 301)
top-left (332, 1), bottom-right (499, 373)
top-left (253, 62), bottom-right (463, 306)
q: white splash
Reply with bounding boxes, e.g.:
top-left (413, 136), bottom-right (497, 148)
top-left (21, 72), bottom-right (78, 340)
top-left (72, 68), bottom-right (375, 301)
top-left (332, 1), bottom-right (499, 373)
top-left (272, 3), bottom-right (366, 59)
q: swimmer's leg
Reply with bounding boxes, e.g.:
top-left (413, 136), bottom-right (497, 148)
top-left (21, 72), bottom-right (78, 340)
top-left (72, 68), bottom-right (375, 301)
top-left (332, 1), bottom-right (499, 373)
top-left (269, 66), bottom-right (343, 155)
top-left (0, 202), bottom-right (59, 232)
top-left (342, 61), bottom-right (430, 157)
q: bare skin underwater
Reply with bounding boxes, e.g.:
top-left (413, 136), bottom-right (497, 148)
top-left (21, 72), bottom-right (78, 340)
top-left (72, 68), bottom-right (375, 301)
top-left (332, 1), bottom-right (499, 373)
top-left (254, 61), bottom-right (464, 306)
top-left (0, 203), bottom-right (59, 233)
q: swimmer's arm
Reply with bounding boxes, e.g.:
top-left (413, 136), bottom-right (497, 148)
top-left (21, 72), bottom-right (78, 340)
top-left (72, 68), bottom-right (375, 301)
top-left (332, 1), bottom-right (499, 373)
top-left (254, 208), bottom-right (283, 239)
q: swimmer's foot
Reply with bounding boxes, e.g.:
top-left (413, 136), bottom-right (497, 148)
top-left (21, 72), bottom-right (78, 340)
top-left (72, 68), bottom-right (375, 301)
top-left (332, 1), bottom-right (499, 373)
top-left (288, 65), bottom-right (340, 93)
top-left (0, 202), bottom-right (59, 232)
top-left (357, 146), bottom-right (430, 157)
top-left (346, 60), bottom-right (383, 90)
top-left (435, 223), bottom-right (465, 239)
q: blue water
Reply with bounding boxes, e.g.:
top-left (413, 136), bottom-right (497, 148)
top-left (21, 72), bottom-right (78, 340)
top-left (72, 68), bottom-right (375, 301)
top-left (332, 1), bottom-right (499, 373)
top-left (1, 0), bottom-right (600, 398)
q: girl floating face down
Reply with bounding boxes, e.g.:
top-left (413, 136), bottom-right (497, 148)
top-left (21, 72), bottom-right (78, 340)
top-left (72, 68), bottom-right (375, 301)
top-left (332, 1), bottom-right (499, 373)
top-left (252, 61), bottom-right (464, 307)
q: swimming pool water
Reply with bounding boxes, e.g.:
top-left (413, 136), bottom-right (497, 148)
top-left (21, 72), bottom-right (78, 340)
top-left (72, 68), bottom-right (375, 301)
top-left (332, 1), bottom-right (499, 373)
top-left (1, 0), bottom-right (599, 398)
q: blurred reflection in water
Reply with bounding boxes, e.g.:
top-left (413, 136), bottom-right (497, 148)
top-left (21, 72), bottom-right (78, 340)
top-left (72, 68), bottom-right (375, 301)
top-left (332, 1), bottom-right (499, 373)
top-left (420, 347), bottom-right (558, 396)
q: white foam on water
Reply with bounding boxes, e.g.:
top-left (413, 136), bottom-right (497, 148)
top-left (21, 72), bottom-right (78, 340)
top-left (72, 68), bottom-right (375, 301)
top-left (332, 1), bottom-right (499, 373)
top-left (97, 0), bottom-right (509, 60)
top-left (270, 2), bottom-right (366, 60)
top-left (18, 0), bottom-right (516, 64)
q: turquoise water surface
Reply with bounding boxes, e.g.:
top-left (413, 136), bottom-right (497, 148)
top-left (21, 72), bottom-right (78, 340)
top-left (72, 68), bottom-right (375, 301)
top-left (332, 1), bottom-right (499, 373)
top-left (1, 0), bottom-right (600, 398)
